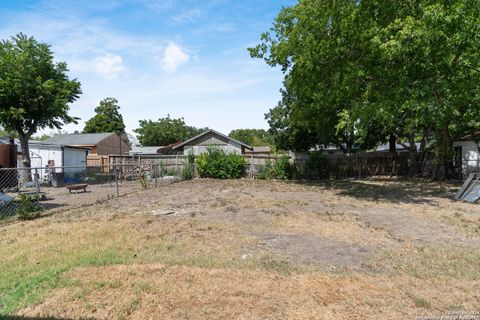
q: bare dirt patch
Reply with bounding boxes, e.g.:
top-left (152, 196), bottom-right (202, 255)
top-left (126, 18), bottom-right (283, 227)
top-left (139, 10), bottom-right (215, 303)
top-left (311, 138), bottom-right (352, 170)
top-left (252, 233), bottom-right (372, 269)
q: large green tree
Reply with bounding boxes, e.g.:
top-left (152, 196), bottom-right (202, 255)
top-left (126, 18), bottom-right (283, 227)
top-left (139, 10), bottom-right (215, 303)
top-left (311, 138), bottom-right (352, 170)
top-left (134, 115), bottom-right (206, 146)
top-left (0, 33), bottom-right (81, 170)
top-left (250, 0), bottom-right (480, 178)
top-left (83, 97), bottom-right (126, 134)
top-left (374, 0), bottom-right (480, 178)
top-left (228, 129), bottom-right (273, 147)
top-left (250, 0), bottom-right (368, 153)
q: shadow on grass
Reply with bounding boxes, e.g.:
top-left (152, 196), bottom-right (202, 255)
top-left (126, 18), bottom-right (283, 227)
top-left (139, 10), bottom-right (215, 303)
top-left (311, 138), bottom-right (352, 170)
top-left (294, 178), bottom-right (461, 205)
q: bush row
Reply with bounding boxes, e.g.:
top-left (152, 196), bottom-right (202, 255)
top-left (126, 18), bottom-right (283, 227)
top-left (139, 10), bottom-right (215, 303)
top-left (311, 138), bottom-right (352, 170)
top-left (196, 148), bottom-right (247, 179)
top-left (194, 148), bottom-right (328, 180)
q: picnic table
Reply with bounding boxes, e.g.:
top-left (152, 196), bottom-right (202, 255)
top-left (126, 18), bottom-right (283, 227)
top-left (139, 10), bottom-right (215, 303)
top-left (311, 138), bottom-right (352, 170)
top-left (66, 184), bottom-right (88, 193)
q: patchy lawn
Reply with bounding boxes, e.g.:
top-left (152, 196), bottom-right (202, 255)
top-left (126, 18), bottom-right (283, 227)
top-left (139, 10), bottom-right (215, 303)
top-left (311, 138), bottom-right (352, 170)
top-left (1, 178), bottom-right (479, 319)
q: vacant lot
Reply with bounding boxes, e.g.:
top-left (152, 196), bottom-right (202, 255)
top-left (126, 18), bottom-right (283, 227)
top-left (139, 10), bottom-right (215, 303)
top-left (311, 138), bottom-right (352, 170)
top-left (1, 178), bottom-right (479, 319)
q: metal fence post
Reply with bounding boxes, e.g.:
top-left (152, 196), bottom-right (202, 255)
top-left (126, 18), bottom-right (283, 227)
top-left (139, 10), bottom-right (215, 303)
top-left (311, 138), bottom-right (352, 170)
top-left (115, 168), bottom-right (120, 197)
top-left (34, 168), bottom-right (40, 195)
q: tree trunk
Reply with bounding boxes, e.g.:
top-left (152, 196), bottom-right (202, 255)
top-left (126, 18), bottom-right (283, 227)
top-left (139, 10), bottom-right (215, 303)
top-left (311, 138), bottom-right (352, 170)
top-left (389, 133), bottom-right (396, 175)
top-left (418, 136), bottom-right (427, 173)
top-left (408, 134), bottom-right (418, 177)
top-left (18, 133), bottom-right (32, 181)
top-left (345, 140), bottom-right (353, 155)
top-left (388, 133), bottom-right (396, 154)
top-left (432, 124), bottom-right (453, 180)
top-left (441, 125), bottom-right (454, 179)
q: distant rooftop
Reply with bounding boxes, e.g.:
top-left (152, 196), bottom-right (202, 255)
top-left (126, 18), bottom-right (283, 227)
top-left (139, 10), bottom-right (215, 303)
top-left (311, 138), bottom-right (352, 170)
top-left (130, 146), bottom-right (163, 155)
top-left (375, 142), bottom-right (421, 152)
top-left (245, 146), bottom-right (271, 153)
top-left (0, 137), bottom-right (88, 153)
top-left (172, 129), bottom-right (253, 150)
top-left (44, 133), bottom-right (116, 145)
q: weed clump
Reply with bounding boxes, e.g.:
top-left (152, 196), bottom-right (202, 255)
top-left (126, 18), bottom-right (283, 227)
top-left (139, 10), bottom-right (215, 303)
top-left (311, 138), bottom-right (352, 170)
top-left (196, 148), bottom-right (247, 179)
top-left (16, 193), bottom-right (44, 220)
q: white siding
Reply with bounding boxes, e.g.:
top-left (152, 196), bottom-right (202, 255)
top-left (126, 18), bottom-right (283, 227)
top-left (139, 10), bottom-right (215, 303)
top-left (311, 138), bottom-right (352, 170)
top-left (453, 141), bottom-right (480, 174)
top-left (27, 145), bottom-right (63, 182)
top-left (26, 145), bottom-right (87, 181)
top-left (29, 145), bottom-right (63, 172)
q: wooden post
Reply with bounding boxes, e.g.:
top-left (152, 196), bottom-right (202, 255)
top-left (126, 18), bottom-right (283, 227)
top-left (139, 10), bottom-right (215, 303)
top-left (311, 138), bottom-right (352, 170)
top-left (175, 155), bottom-right (179, 175)
top-left (251, 153), bottom-right (253, 178)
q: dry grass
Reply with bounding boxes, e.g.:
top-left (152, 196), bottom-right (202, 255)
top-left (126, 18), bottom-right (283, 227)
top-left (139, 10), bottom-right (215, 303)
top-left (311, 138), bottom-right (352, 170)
top-left (17, 263), bottom-right (480, 319)
top-left (0, 178), bottom-right (479, 319)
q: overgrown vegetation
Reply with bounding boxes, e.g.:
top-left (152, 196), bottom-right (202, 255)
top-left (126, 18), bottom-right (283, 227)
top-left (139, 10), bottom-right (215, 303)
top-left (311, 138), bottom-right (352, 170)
top-left (181, 153), bottom-right (196, 180)
top-left (138, 172), bottom-right (148, 189)
top-left (16, 194), bottom-right (44, 220)
top-left (306, 152), bottom-right (328, 179)
top-left (257, 155), bottom-right (293, 180)
top-left (155, 161), bottom-right (177, 177)
top-left (196, 148), bottom-right (247, 179)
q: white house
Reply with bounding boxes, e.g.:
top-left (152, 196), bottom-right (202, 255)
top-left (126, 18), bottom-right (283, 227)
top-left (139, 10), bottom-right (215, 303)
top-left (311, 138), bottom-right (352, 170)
top-left (453, 139), bottom-right (480, 175)
top-left (27, 142), bottom-right (87, 170)
top-left (0, 138), bottom-right (88, 179)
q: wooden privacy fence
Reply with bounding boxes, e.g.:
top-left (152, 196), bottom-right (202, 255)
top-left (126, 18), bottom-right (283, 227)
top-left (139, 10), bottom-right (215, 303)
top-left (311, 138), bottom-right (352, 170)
top-left (322, 152), bottom-right (411, 179)
top-left (106, 154), bottom-right (288, 177)
top-left (90, 152), bottom-right (413, 179)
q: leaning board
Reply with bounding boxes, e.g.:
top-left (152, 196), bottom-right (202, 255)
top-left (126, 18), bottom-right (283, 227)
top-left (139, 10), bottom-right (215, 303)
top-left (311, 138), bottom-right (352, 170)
top-left (455, 172), bottom-right (480, 203)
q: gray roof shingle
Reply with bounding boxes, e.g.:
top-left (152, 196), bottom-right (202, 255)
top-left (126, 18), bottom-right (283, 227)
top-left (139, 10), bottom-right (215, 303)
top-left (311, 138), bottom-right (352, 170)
top-left (44, 133), bottom-right (115, 145)
top-left (172, 129), bottom-right (253, 150)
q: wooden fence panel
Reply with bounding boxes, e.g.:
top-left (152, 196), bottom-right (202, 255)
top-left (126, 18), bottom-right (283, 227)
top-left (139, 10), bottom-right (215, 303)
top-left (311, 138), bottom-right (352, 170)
top-left (88, 152), bottom-right (415, 180)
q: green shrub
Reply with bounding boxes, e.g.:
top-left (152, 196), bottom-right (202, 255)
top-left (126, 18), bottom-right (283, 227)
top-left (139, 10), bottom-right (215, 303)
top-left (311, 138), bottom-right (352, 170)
top-left (182, 152), bottom-right (195, 180)
top-left (138, 172), bottom-right (148, 188)
top-left (155, 162), bottom-right (177, 177)
top-left (307, 152), bottom-right (328, 179)
top-left (257, 156), bottom-right (293, 180)
top-left (181, 164), bottom-right (194, 180)
top-left (16, 194), bottom-right (43, 220)
top-left (257, 160), bottom-right (274, 180)
top-left (273, 155), bottom-right (292, 180)
top-left (196, 148), bottom-right (247, 179)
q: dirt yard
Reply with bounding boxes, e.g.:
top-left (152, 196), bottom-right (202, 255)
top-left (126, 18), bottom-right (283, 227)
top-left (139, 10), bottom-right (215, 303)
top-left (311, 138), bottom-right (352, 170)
top-left (1, 178), bottom-right (479, 319)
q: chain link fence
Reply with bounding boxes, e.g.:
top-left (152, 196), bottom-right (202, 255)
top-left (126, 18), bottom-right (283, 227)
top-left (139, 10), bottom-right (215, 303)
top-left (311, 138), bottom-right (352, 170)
top-left (0, 162), bottom-right (193, 219)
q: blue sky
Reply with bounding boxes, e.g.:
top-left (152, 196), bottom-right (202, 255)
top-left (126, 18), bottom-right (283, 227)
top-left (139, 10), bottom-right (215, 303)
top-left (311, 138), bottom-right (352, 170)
top-left (0, 0), bottom-right (294, 138)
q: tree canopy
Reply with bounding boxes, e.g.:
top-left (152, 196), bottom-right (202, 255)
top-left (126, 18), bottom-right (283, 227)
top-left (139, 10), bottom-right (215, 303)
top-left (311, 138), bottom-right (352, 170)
top-left (83, 97), bottom-right (126, 134)
top-left (228, 129), bottom-right (273, 147)
top-left (250, 0), bottom-right (480, 178)
top-left (134, 115), bottom-right (207, 146)
top-left (0, 33), bottom-right (81, 168)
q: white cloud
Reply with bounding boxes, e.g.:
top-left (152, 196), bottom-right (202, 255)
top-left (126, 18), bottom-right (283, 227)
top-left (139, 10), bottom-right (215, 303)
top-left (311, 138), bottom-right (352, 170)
top-left (160, 42), bottom-right (189, 73)
top-left (0, 1), bottom-right (285, 136)
top-left (171, 9), bottom-right (202, 23)
top-left (93, 53), bottom-right (127, 79)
